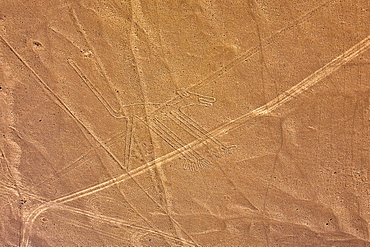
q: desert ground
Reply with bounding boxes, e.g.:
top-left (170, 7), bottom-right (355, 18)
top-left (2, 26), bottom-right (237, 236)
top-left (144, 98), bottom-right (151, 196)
top-left (0, 0), bottom-right (369, 246)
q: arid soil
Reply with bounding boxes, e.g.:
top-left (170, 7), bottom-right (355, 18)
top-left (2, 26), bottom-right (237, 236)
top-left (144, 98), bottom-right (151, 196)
top-left (0, 0), bottom-right (369, 246)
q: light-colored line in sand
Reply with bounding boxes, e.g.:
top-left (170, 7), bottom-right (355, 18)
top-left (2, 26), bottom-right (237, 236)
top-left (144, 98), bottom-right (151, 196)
top-left (55, 204), bottom-right (196, 246)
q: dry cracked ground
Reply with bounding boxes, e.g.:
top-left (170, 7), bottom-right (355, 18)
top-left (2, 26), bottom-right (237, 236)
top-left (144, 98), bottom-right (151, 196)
top-left (0, 0), bottom-right (370, 246)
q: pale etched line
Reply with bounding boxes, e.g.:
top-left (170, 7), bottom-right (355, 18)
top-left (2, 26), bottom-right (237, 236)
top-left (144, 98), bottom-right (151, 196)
top-left (150, 116), bottom-right (210, 169)
top-left (152, 117), bottom-right (204, 162)
top-left (170, 110), bottom-right (234, 152)
top-left (120, 7), bottom-right (204, 240)
top-left (59, 217), bottom-right (132, 245)
top-left (0, 148), bottom-right (19, 188)
top-left (49, 26), bottom-right (86, 55)
top-left (123, 116), bottom-right (134, 170)
top-left (104, 129), bottom-right (127, 146)
top-left (167, 112), bottom-right (225, 164)
top-left (149, 0), bottom-right (336, 115)
top-left (121, 102), bottom-right (162, 107)
top-left (129, 0), bottom-right (192, 243)
top-left (127, 5), bottom-right (175, 239)
top-left (177, 90), bottom-right (217, 107)
top-left (68, 7), bottom-right (162, 113)
top-left (140, 117), bottom-right (195, 162)
top-left (173, 90), bottom-right (217, 110)
top-left (35, 128), bottom-right (127, 187)
top-left (168, 111), bottom-right (210, 141)
top-left (67, 58), bottom-right (125, 119)
top-left (35, 150), bottom-right (93, 187)
top-left (69, 6), bottom-right (124, 111)
top-left (52, 205), bottom-right (196, 246)
top-left (0, 174), bottom-right (47, 204)
top-left (154, 115), bottom-right (210, 169)
top-left (113, 191), bottom-right (182, 247)
top-left (188, 91), bottom-right (216, 106)
top-left (68, 59), bottom-right (162, 114)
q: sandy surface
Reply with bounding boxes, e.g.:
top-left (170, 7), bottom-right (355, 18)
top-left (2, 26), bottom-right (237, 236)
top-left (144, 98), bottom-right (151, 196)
top-left (0, 0), bottom-right (369, 246)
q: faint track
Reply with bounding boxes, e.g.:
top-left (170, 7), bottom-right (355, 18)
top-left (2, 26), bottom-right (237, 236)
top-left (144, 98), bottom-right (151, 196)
top-left (69, 6), bottom-right (125, 115)
top-left (169, 110), bottom-right (237, 155)
top-left (67, 58), bottom-right (126, 119)
top-left (68, 58), bottom-right (162, 118)
top-left (149, 0), bottom-right (337, 115)
top-left (55, 204), bottom-right (197, 246)
top-left (139, 115), bottom-right (210, 168)
top-left (123, 116), bottom-right (134, 169)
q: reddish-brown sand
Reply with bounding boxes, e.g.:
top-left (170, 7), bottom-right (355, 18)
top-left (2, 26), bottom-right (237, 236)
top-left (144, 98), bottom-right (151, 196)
top-left (0, 0), bottom-right (369, 246)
